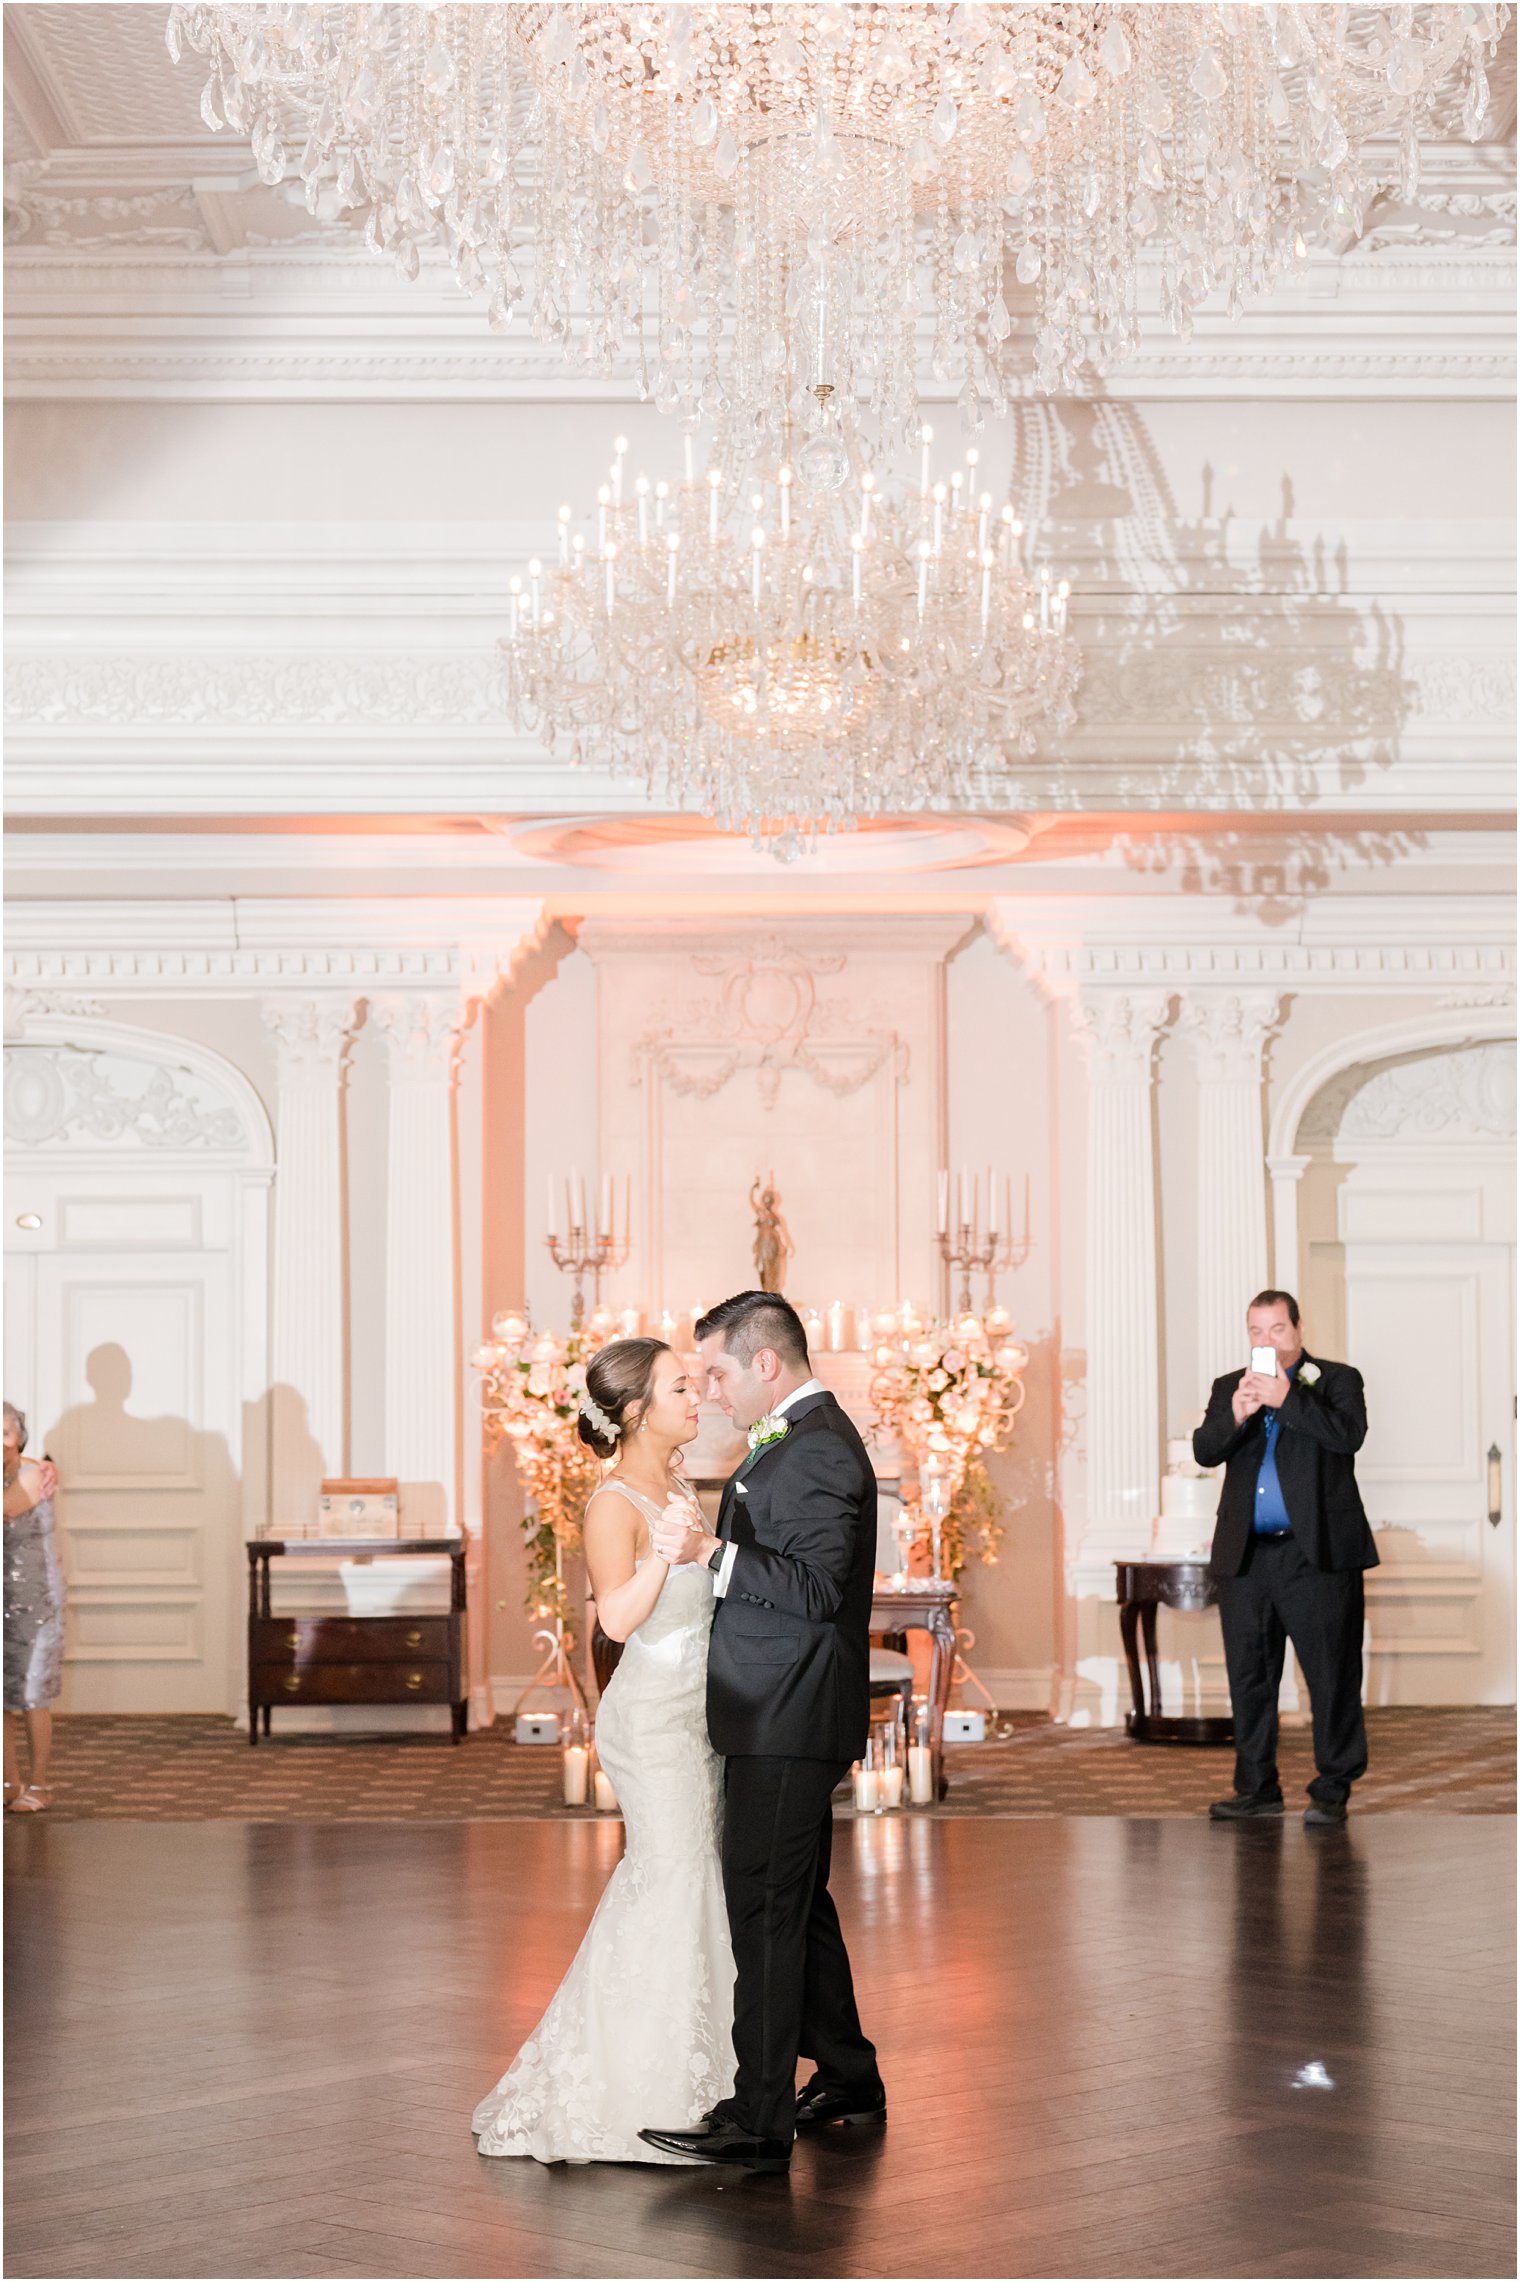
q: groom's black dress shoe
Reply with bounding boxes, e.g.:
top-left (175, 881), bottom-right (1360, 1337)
top-left (1209, 1793), bottom-right (1284, 1821)
top-left (794, 2080), bottom-right (888, 2132)
top-left (638, 2120), bottom-right (791, 2173)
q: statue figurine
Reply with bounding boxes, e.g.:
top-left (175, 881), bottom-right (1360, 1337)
top-left (749, 1175), bottom-right (794, 1295)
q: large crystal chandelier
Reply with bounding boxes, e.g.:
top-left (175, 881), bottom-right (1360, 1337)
top-left (173, 5), bottom-right (1507, 437)
top-left (501, 425), bottom-right (1081, 854)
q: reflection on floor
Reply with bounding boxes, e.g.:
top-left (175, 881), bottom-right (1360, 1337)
top-left (5, 1816), bottom-right (1513, 2280)
top-left (29, 1707), bottom-right (1517, 1820)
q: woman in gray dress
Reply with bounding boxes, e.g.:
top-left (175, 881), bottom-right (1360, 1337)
top-left (4, 1403), bottom-right (64, 1813)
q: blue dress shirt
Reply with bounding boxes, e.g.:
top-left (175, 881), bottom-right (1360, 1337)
top-left (1252, 1358), bottom-right (1300, 1534)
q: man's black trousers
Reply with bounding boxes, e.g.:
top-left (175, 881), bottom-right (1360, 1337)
top-left (718, 1754), bottom-right (882, 2143)
top-left (1217, 1531), bottom-right (1369, 1806)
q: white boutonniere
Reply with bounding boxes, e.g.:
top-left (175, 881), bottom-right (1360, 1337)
top-left (748, 1413), bottom-right (791, 1452)
top-left (1299, 1361), bottom-right (1321, 1386)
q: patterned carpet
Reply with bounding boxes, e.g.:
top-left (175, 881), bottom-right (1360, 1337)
top-left (12, 1706), bottom-right (1513, 1821)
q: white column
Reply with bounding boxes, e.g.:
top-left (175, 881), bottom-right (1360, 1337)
top-left (371, 992), bottom-right (476, 1534)
top-left (263, 996), bottom-right (360, 1518)
top-left (1268, 1153), bottom-right (1310, 1292)
top-left (1180, 992), bottom-right (1283, 1388)
top-left (1079, 990), bottom-right (1172, 1551)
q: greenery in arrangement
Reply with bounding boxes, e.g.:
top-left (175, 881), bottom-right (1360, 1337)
top-left (473, 1318), bottom-right (600, 1650)
top-left (869, 1313), bottom-right (1029, 1581)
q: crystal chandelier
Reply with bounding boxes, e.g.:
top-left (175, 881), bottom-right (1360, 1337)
top-left (172, 5), bottom-right (1507, 437)
top-left (500, 425), bottom-right (1081, 854)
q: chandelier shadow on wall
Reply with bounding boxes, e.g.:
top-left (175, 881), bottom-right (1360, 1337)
top-left (173, 3), bottom-right (1508, 453)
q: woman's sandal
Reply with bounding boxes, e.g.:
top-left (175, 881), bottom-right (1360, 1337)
top-left (8, 1786), bottom-right (52, 1813)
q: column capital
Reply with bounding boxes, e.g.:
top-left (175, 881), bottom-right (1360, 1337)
top-left (1177, 990), bottom-right (1284, 1081)
top-left (1075, 989), bottom-right (1173, 1082)
top-left (371, 990), bottom-right (477, 1077)
top-left (261, 994), bottom-right (361, 1080)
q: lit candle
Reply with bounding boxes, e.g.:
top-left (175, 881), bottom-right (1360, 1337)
top-left (949, 470), bottom-right (964, 516)
top-left (977, 490), bottom-right (990, 555)
top-left (919, 421), bottom-right (933, 500)
top-left (980, 553), bottom-right (992, 628)
top-left (932, 483), bottom-right (945, 553)
top-left (557, 504), bottom-right (571, 566)
top-left (1056, 577), bottom-right (1070, 634)
top-left (908, 1745), bottom-right (935, 1804)
top-left (937, 1170), bottom-right (949, 1234)
top-left (853, 1761), bottom-right (880, 1812)
top-left (562, 1743), bottom-right (590, 1805)
top-left (593, 1767), bottom-right (618, 1812)
top-left (880, 1762), bottom-right (905, 1808)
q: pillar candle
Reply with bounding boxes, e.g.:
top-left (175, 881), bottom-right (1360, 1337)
top-left (593, 1768), bottom-right (618, 1812)
top-left (827, 1301), bottom-right (848, 1352)
top-left (880, 1763), bottom-right (905, 1808)
top-left (908, 1745), bottom-right (935, 1804)
top-left (852, 1762), bottom-right (880, 1812)
top-left (561, 1744), bottom-right (590, 1806)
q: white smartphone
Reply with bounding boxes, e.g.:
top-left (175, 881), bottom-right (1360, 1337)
top-left (1250, 1346), bottom-right (1279, 1376)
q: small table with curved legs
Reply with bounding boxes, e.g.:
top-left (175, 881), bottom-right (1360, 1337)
top-left (1113, 1559), bottom-right (1234, 1746)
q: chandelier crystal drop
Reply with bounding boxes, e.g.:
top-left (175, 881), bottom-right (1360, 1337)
top-left (500, 427), bottom-right (1082, 856)
top-left (170, 5), bottom-right (1508, 441)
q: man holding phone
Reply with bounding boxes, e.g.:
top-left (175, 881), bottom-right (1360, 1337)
top-left (1194, 1289), bottom-right (1377, 1827)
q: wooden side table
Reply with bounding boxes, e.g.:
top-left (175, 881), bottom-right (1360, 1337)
top-left (247, 1539), bottom-right (467, 1744)
top-left (870, 1581), bottom-right (957, 1799)
top-left (1113, 1559), bottom-right (1234, 1746)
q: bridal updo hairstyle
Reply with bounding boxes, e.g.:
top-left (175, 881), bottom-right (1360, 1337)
top-left (576, 1336), bottom-right (669, 1460)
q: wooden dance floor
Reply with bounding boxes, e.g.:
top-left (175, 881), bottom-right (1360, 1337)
top-left (6, 1815), bottom-right (1514, 2280)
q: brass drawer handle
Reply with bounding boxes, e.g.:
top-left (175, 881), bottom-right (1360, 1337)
top-left (286, 1633), bottom-right (300, 1652)
top-left (283, 1676), bottom-right (301, 1693)
top-left (406, 1630), bottom-right (424, 1647)
top-left (405, 1672), bottom-right (423, 1690)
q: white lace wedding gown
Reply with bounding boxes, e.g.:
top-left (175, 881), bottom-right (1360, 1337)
top-left (472, 1487), bottom-right (737, 2165)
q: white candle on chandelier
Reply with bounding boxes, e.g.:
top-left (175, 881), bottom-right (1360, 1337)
top-left (1056, 578), bottom-right (1071, 634)
top-left (707, 467), bottom-right (721, 541)
top-left (932, 482), bottom-right (946, 554)
top-left (851, 532), bottom-right (863, 608)
top-left (635, 474), bottom-right (649, 544)
top-left (751, 525), bottom-right (765, 605)
top-left (612, 434), bottom-right (628, 506)
top-left (557, 504), bottom-right (571, 566)
top-left (980, 551), bottom-right (993, 629)
top-left (977, 492), bottom-right (991, 555)
top-left (778, 464), bottom-right (792, 537)
top-left (654, 479), bottom-right (668, 529)
top-left (949, 470), bottom-right (964, 517)
top-left (666, 530), bottom-right (679, 605)
top-left (919, 422), bottom-right (933, 500)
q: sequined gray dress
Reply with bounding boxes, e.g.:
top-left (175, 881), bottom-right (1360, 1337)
top-left (4, 1493), bottom-right (66, 1711)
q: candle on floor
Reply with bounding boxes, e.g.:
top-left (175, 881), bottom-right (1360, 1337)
top-left (561, 1745), bottom-right (590, 1807)
top-left (593, 1768), bottom-right (618, 1812)
top-left (908, 1746), bottom-right (935, 1804)
top-left (880, 1763), bottom-right (905, 1808)
top-left (852, 1761), bottom-right (880, 1812)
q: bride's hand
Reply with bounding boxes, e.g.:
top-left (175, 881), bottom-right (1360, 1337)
top-left (652, 1496), bottom-right (705, 1567)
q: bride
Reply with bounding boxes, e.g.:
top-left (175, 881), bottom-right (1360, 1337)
top-left (472, 1337), bottom-right (737, 2165)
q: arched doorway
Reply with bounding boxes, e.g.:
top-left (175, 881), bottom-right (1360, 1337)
top-left (1294, 1035), bottom-right (1515, 1706)
top-left (3, 1017), bottom-right (273, 1715)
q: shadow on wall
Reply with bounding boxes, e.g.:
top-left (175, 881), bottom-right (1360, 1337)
top-left (1008, 397), bottom-right (1422, 916)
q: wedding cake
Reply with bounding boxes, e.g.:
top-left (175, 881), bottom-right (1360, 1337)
top-left (1152, 1425), bottom-right (1219, 1559)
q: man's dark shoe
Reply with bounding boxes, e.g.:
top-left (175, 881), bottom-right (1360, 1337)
top-left (1303, 1799), bottom-right (1349, 1827)
top-left (638, 2120), bottom-right (790, 2172)
top-left (1209, 1794), bottom-right (1285, 1821)
top-left (794, 2079), bottom-right (888, 2133)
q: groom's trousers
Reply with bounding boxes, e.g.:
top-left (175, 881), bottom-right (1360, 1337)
top-left (719, 1755), bottom-right (882, 2144)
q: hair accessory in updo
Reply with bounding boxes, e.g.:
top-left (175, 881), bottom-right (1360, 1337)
top-left (578, 1391), bottom-right (618, 1444)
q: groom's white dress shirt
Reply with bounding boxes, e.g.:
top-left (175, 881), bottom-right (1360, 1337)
top-left (711, 1377), bottom-right (827, 1600)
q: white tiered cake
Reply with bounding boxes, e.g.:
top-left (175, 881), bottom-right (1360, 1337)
top-left (1152, 1427), bottom-right (1219, 1560)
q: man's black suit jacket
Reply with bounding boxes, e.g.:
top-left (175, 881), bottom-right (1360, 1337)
top-left (706, 1389), bottom-right (877, 1763)
top-left (1193, 1352), bottom-right (1378, 1579)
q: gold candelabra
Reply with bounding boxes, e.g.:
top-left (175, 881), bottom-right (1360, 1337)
top-left (936, 1169), bottom-right (1031, 1314)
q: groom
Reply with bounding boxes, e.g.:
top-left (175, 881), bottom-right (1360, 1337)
top-left (639, 1289), bottom-right (886, 2173)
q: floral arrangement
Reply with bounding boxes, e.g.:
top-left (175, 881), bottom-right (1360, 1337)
top-left (869, 1306), bottom-right (1029, 1579)
top-left (472, 1313), bottom-right (602, 1646)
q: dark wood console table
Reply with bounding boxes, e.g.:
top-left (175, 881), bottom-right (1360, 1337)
top-left (247, 1539), bottom-right (467, 1744)
top-left (1114, 1560), bottom-right (1233, 1746)
top-left (871, 1580), bottom-right (958, 1799)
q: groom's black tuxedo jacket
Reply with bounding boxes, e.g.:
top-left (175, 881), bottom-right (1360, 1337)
top-left (1194, 1351), bottom-right (1378, 1580)
top-left (707, 1389), bottom-right (877, 1763)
